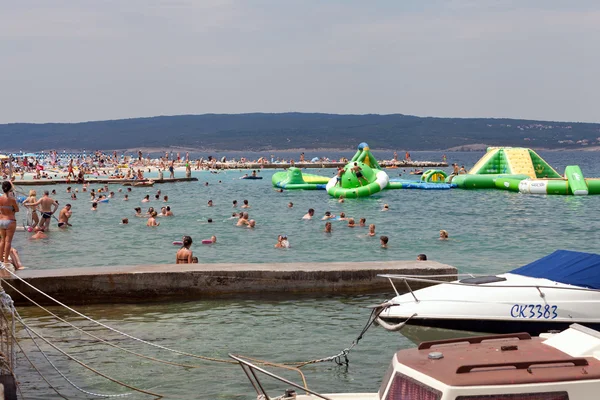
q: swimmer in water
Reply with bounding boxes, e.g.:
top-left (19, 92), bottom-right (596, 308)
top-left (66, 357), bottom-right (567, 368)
top-left (302, 208), bottom-right (314, 220)
top-left (359, 217), bottom-right (366, 227)
top-left (382, 204), bottom-right (389, 211)
top-left (241, 199), bottom-right (250, 209)
top-left (368, 224), bottom-right (376, 237)
top-left (274, 235), bottom-right (283, 248)
top-left (123, 194), bottom-right (129, 201)
top-left (338, 212), bottom-right (347, 221)
top-left (347, 218), bottom-right (356, 227)
top-left (207, 199), bottom-right (213, 207)
top-left (142, 195), bottom-right (150, 203)
top-left (147, 211), bottom-right (159, 227)
top-left (338, 195), bottom-right (344, 203)
top-left (176, 236), bottom-right (193, 264)
top-left (439, 230), bottom-right (449, 240)
top-left (281, 235), bottom-right (289, 248)
top-left (380, 235), bottom-right (388, 248)
top-left (236, 212), bottom-right (249, 226)
top-left (321, 211), bottom-right (335, 220)
top-left (165, 206), bottom-right (173, 216)
top-left (31, 227), bottom-right (47, 239)
top-left (57, 204), bottom-right (72, 228)
top-left (417, 254), bottom-right (427, 261)
top-left (288, 202), bottom-right (293, 208)
top-left (247, 219), bottom-right (256, 228)
top-left (324, 221), bottom-right (332, 233)
top-left (134, 207), bottom-right (143, 217)
top-left (164, 195), bottom-right (169, 202)
top-left (233, 200), bottom-right (238, 208)
top-left (209, 235), bottom-right (217, 243)
top-left (122, 218), bottom-right (129, 225)
top-left (91, 202), bottom-right (98, 211)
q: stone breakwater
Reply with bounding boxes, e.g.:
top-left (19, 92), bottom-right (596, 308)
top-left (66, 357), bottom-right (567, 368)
top-left (4, 260), bottom-right (457, 305)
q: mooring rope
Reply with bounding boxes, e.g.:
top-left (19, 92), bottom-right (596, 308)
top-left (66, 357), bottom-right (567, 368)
top-left (0, 265), bottom-right (382, 372)
top-left (2, 279), bottom-right (203, 369)
top-left (14, 312), bottom-right (162, 398)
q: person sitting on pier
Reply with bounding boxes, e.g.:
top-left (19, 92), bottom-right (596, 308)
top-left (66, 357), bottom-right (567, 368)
top-left (459, 165), bottom-right (467, 174)
top-left (176, 236), bottom-right (193, 264)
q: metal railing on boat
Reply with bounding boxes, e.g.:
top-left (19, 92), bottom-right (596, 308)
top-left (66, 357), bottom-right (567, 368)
top-left (378, 273), bottom-right (600, 303)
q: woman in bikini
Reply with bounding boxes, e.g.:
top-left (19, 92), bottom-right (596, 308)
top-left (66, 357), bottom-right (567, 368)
top-left (23, 189), bottom-right (39, 227)
top-left (0, 181), bottom-right (19, 268)
top-left (176, 236), bottom-right (193, 263)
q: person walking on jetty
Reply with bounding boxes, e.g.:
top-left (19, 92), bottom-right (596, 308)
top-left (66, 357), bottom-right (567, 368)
top-left (176, 236), bottom-right (193, 264)
top-left (30, 190), bottom-right (59, 231)
top-left (0, 181), bottom-right (19, 268)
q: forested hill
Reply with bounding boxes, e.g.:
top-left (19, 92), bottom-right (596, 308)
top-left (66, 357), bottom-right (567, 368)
top-left (2, 113), bottom-right (599, 151)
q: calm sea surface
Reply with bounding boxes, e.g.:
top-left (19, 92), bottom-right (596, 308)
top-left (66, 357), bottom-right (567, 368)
top-left (11, 151), bottom-right (600, 399)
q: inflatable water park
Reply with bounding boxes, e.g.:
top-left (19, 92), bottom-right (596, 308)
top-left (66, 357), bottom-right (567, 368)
top-left (272, 143), bottom-right (600, 197)
top-left (273, 143), bottom-right (453, 197)
top-left (449, 147), bottom-right (600, 196)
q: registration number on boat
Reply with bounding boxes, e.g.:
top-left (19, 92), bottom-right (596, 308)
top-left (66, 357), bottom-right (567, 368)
top-left (510, 304), bottom-right (558, 319)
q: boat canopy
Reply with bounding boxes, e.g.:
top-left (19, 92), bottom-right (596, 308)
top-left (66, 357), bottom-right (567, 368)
top-left (511, 250), bottom-right (600, 289)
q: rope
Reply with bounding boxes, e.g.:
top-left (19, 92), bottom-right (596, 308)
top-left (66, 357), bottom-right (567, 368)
top-left (293, 307), bottom-right (384, 368)
top-left (0, 268), bottom-right (237, 365)
top-left (9, 318), bottom-right (69, 399)
top-left (1, 266), bottom-right (381, 371)
top-left (14, 312), bottom-right (162, 398)
top-left (1, 279), bottom-right (203, 369)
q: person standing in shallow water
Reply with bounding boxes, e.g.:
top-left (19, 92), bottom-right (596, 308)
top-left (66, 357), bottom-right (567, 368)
top-left (0, 181), bottom-right (19, 267)
top-left (176, 236), bottom-right (193, 264)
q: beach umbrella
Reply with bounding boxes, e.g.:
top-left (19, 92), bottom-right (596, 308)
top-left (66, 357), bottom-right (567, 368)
top-left (0, 155), bottom-right (8, 160)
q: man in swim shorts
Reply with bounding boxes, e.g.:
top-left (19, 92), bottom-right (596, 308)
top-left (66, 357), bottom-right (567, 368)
top-left (351, 163), bottom-right (367, 186)
top-left (336, 167), bottom-right (345, 187)
top-left (58, 204), bottom-right (72, 228)
top-left (31, 190), bottom-right (59, 231)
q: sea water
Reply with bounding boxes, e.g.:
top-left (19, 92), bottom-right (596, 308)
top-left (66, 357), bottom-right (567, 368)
top-left (10, 151), bottom-right (600, 399)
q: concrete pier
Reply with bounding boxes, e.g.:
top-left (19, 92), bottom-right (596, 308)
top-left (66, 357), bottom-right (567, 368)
top-left (4, 261), bottom-right (456, 305)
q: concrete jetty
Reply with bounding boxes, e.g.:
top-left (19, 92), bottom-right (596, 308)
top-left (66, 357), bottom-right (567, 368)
top-left (4, 260), bottom-right (456, 306)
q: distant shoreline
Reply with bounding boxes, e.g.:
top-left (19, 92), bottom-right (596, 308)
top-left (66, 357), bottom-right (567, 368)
top-left (10, 145), bottom-right (600, 154)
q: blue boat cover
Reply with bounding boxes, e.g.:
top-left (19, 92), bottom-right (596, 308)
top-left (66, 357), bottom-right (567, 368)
top-left (511, 250), bottom-right (600, 289)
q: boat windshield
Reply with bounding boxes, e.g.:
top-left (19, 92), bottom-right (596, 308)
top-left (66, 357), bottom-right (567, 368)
top-left (459, 276), bottom-right (507, 284)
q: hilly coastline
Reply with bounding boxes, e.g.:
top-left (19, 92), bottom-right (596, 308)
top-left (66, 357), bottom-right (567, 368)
top-left (3, 112), bottom-right (599, 152)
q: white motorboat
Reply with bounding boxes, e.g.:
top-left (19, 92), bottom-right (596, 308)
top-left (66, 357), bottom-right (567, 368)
top-left (232, 323), bottom-right (600, 399)
top-left (376, 250), bottom-right (600, 342)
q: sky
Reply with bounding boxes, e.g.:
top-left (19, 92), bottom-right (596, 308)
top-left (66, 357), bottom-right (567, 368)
top-left (1, 0), bottom-right (599, 124)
